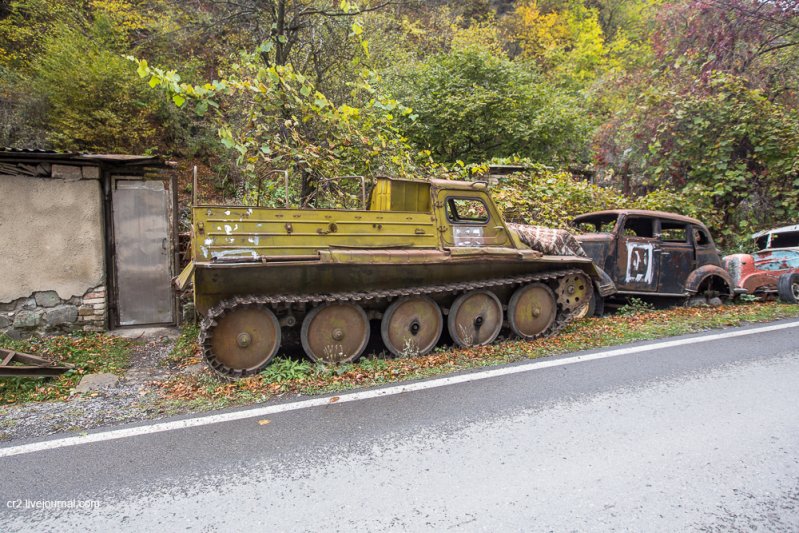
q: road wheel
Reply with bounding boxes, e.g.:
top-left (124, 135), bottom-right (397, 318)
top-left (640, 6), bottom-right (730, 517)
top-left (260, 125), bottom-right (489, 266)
top-left (206, 306), bottom-right (281, 377)
top-left (508, 283), bottom-right (557, 339)
top-left (448, 290), bottom-right (503, 347)
top-left (381, 296), bottom-right (443, 357)
top-left (573, 286), bottom-right (604, 319)
top-left (301, 303), bottom-right (370, 364)
top-left (778, 273), bottom-right (799, 304)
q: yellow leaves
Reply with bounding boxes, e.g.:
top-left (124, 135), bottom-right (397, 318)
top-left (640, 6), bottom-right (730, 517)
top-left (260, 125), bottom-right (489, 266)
top-left (508, 1), bottom-right (609, 83)
top-left (90, 0), bottom-right (150, 32)
top-left (451, 21), bottom-right (505, 55)
top-left (258, 419), bottom-right (271, 426)
top-left (509, 1), bottom-right (564, 60)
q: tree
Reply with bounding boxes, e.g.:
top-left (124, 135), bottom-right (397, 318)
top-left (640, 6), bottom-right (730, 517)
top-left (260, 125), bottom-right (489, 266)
top-left (602, 73), bottom-right (799, 245)
top-left (174, 0), bottom-right (402, 94)
top-left (389, 44), bottom-right (592, 164)
top-left (652, 0), bottom-right (799, 100)
top-left (134, 20), bottom-right (432, 206)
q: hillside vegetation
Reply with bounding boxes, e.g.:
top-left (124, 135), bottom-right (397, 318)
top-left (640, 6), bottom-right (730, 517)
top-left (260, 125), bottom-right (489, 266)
top-left (2, 0), bottom-right (798, 248)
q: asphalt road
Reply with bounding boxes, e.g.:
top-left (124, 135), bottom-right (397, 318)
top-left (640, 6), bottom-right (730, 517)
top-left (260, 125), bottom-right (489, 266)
top-left (2, 319), bottom-right (799, 532)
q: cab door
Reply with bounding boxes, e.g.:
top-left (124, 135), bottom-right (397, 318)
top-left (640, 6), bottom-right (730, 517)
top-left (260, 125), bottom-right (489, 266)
top-left (435, 192), bottom-right (510, 248)
top-left (616, 216), bottom-right (659, 292)
top-left (656, 219), bottom-right (695, 294)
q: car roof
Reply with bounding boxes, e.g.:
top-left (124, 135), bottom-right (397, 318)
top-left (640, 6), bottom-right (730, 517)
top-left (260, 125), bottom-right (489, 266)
top-left (756, 247), bottom-right (799, 253)
top-left (573, 209), bottom-right (705, 227)
top-left (752, 224), bottom-right (799, 239)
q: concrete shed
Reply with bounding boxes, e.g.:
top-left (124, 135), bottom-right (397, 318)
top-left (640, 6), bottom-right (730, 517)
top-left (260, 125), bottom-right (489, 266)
top-left (0, 149), bottom-right (177, 337)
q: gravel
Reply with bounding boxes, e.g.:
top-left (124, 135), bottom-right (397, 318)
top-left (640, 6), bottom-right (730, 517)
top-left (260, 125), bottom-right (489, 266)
top-left (0, 330), bottom-right (194, 443)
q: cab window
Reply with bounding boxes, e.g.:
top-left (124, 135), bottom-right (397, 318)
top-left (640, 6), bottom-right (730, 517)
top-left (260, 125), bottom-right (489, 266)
top-left (573, 214), bottom-right (617, 233)
top-left (446, 198), bottom-right (489, 224)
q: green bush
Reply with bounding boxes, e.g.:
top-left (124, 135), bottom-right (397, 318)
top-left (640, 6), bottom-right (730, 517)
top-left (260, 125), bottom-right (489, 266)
top-left (490, 163), bottom-right (697, 230)
top-left (389, 45), bottom-right (592, 164)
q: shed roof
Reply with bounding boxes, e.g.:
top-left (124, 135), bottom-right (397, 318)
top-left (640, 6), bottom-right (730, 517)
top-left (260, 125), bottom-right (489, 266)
top-left (0, 147), bottom-right (165, 167)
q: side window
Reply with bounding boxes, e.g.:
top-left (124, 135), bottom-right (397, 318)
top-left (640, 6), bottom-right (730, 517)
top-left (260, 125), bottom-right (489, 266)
top-left (692, 226), bottom-right (711, 246)
top-left (622, 217), bottom-right (655, 238)
top-left (659, 221), bottom-right (688, 243)
top-left (446, 198), bottom-right (489, 224)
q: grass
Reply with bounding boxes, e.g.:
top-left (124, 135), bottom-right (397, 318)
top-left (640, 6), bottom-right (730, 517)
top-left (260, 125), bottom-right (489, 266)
top-left (161, 323), bottom-right (201, 368)
top-left (156, 300), bottom-right (799, 409)
top-left (0, 334), bottom-right (131, 404)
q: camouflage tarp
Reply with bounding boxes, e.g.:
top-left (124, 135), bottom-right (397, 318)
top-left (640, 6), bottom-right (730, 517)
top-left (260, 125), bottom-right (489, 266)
top-left (507, 223), bottom-right (587, 257)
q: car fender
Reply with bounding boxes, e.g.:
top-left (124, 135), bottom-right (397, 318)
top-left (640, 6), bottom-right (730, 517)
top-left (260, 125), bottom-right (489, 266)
top-left (685, 264), bottom-right (734, 296)
top-left (722, 253), bottom-right (753, 288)
top-left (591, 265), bottom-right (617, 297)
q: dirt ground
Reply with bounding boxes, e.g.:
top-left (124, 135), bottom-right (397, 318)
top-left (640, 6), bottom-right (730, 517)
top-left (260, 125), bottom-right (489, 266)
top-left (0, 328), bottom-right (201, 442)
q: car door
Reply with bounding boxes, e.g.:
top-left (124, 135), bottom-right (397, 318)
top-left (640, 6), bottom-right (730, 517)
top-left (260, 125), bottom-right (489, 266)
top-left (656, 219), bottom-right (695, 295)
top-left (616, 216), bottom-right (659, 292)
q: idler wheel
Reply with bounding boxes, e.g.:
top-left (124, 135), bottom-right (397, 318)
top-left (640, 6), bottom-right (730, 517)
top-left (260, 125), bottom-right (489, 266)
top-left (206, 306), bottom-right (281, 377)
top-left (381, 296), bottom-right (443, 357)
top-left (301, 303), bottom-right (370, 364)
top-left (557, 272), bottom-right (591, 312)
top-left (447, 290), bottom-right (503, 347)
top-left (507, 283), bottom-right (557, 339)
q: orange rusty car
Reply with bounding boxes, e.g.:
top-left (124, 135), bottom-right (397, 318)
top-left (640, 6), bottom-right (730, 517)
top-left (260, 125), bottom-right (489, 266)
top-left (724, 224), bottom-right (799, 303)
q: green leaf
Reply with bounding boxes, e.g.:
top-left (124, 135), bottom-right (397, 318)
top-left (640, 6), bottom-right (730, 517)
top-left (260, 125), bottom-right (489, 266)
top-left (172, 94), bottom-right (186, 107)
top-left (136, 60), bottom-right (149, 79)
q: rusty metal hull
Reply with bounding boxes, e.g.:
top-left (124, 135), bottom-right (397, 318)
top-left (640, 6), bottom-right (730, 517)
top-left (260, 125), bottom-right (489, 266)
top-left (194, 252), bottom-right (597, 314)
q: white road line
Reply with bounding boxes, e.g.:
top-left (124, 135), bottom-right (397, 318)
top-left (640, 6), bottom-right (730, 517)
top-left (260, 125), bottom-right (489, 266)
top-left (2, 320), bottom-right (798, 458)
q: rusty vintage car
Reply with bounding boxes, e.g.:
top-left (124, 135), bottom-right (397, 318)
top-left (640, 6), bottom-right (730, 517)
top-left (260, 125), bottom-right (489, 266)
top-left (571, 210), bottom-right (733, 311)
top-left (724, 224), bottom-right (799, 303)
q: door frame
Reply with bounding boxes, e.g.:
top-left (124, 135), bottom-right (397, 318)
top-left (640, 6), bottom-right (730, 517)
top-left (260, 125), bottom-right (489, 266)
top-left (106, 173), bottom-right (178, 328)
top-left (655, 219), bottom-right (695, 294)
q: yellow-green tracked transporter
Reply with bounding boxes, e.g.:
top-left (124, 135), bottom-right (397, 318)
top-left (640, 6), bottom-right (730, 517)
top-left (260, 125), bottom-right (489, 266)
top-left (177, 176), bottom-right (616, 378)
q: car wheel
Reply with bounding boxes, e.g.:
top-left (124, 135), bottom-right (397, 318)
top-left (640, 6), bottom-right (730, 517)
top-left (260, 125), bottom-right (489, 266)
top-left (777, 273), bottom-right (799, 304)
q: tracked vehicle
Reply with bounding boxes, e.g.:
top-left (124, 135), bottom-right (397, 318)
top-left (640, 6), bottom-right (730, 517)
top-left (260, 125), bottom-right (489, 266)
top-left (178, 176), bottom-right (616, 378)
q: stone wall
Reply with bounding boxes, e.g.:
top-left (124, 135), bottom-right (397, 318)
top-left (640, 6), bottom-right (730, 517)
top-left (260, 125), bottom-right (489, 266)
top-left (0, 285), bottom-right (107, 339)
